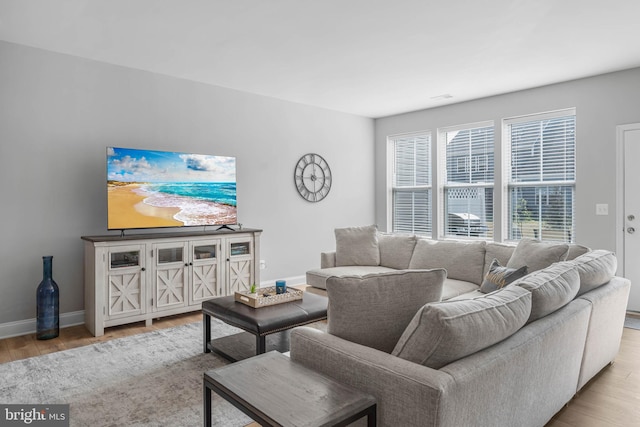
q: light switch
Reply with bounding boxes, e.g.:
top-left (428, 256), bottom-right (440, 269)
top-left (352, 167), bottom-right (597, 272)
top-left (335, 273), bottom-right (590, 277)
top-left (596, 204), bottom-right (608, 216)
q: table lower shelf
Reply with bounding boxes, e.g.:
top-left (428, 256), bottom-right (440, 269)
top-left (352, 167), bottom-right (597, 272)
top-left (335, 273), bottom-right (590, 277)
top-left (207, 330), bottom-right (291, 362)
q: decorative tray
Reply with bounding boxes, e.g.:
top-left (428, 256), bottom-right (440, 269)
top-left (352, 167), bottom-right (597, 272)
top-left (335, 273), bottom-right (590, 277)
top-left (234, 286), bottom-right (303, 308)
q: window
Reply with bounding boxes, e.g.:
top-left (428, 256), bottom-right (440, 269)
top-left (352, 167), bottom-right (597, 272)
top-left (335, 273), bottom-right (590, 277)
top-left (505, 110), bottom-right (576, 242)
top-left (387, 109), bottom-right (576, 243)
top-left (441, 124), bottom-right (494, 239)
top-left (390, 133), bottom-right (431, 235)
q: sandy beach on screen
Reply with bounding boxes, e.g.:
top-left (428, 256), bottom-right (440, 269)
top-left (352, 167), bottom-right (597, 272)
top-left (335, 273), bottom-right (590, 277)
top-left (108, 184), bottom-right (183, 229)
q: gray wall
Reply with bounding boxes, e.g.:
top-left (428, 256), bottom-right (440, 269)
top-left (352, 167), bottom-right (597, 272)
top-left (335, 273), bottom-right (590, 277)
top-left (0, 41), bottom-right (375, 326)
top-left (375, 67), bottom-right (640, 251)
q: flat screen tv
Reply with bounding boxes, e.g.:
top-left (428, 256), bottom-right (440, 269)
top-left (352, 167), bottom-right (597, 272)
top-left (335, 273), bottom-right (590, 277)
top-left (107, 147), bottom-right (237, 230)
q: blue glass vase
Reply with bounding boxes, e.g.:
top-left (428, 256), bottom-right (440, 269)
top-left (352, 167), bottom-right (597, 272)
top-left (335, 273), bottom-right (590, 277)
top-left (36, 256), bottom-right (59, 340)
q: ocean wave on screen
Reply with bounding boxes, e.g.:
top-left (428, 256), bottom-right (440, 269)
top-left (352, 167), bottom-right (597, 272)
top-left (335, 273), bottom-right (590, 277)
top-left (140, 189), bottom-right (236, 226)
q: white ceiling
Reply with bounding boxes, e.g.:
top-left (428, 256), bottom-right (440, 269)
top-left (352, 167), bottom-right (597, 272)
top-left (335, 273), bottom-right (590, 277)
top-left (1, 0), bottom-right (639, 118)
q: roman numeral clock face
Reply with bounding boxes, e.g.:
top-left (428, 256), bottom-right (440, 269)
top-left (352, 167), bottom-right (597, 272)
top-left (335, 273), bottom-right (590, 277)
top-left (294, 153), bottom-right (332, 202)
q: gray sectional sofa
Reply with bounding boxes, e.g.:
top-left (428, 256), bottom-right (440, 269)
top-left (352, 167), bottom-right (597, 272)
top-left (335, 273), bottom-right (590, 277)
top-left (291, 226), bottom-right (630, 427)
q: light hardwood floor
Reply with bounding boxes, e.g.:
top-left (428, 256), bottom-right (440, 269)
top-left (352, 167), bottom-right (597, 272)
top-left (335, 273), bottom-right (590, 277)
top-left (0, 312), bottom-right (202, 363)
top-left (1, 315), bottom-right (638, 426)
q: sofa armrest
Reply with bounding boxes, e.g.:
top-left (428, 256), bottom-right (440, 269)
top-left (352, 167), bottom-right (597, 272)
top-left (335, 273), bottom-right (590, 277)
top-left (320, 251), bottom-right (336, 268)
top-left (290, 327), bottom-right (451, 427)
top-left (576, 276), bottom-right (630, 390)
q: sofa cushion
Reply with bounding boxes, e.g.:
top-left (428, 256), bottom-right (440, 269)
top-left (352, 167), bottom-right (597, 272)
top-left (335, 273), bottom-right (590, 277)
top-left (326, 269), bottom-right (446, 353)
top-left (572, 250), bottom-right (617, 296)
top-left (306, 265), bottom-right (396, 290)
top-left (483, 242), bottom-right (516, 278)
top-left (567, 244), bottom-right (591, 260)
top-left (441, 279), bottom-right (480, 300)
top-left (512, 261), bottom-right (580, 323)
top-left (320, 251), bottom-right (336, 268)
top-left (506, 238), bottom-right (569, 273)
top-left (449, 289), bottom-right (484, 300)
top-left (409, 239), bottom-right (487, 285)
top-left (392, 286), bottom-right (532, 369)
top-left (378, 233), bottom-right (417, 269)
top-left (335, 225), bottom-right (380, 266)
top-left (480, 258), bottom-right (528, 293)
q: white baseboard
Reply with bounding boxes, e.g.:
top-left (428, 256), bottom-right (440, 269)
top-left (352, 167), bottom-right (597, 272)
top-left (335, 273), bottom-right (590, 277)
top-left (0, 311), bottom-right (85, 340)
top-left (0, 277), bottom-right (307, 340)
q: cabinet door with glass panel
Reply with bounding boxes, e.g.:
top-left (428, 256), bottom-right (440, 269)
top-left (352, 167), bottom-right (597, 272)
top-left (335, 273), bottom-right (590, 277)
top-left (190, 239), bottom-right (222, 304)
top-left (105, 244), bottom-right (147, 320)
top-left (153, 242), bottom-right (189, 311)
top-left (226, 236), bottom-right (254, 294)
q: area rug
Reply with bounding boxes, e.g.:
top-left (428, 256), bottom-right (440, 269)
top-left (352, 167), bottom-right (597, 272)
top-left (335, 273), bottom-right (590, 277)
top-left (0, 320), bottom-right (251, 427)
top-left (624, 315), bottom-right (640, 330)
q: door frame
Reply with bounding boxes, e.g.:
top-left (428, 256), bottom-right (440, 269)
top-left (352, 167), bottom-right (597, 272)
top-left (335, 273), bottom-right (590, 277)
top-left (615, 123), bottom-right (640, 278)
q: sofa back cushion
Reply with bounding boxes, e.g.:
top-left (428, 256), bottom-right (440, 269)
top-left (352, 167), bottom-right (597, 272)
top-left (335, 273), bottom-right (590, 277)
top-left (378, 233), bottom-right (417, 269)
top-left (409, 239), bottom-right (487, 285)
top-left (483, 242), bottom-right (516, 278)
top-left (335, 225), bottom-right (380, 266)
top-left (506, 238), bottom-right (569, 273)
top-left (567, 244), bottom-right (591, 260)
top-left (572, 250), bottom-right (617, 296)
top-left (512, 261), bottom-right (579, 323)
top-left (326, 269), bottom-right (446, 353)
top-left (392, 286), bottom-right (532, 369)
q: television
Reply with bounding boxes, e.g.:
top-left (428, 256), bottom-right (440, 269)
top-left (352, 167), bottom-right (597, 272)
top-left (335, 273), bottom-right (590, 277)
top-left (107, 147), bottom-right (237, 230)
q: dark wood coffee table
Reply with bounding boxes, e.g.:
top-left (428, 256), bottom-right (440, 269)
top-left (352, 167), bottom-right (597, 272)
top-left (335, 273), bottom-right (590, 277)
top-left (202, 290), bottom-right (327, 362)
top-left (204, 351), bottom-right (376, 427)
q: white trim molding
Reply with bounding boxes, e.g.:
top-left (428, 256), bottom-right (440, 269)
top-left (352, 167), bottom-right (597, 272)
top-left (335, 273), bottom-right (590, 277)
top-left (0, 310), bottom-right (85, 340)
top-left (615, 122), bottom-right (640, 277)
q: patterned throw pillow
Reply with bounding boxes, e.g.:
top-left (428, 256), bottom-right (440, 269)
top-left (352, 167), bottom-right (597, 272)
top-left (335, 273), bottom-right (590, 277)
top-left (480, 258), bottom-right (528, 293)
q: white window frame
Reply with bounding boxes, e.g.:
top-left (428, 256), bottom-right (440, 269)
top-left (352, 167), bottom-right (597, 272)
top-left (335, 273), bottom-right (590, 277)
top-left (387, 131), bottom-right (433, 236)
top-left (438, 121), bottom-right (495, 240)
top-left (502, 108), bottom-right (576, 242)
top-left (385, 108), bottom-right (576, 244)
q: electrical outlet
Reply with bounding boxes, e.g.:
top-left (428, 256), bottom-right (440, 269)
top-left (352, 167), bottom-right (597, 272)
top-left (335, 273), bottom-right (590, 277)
top-left (260, 260), bottom-right (266, 270)
top-left (596, 204), bottom-right (608, 216)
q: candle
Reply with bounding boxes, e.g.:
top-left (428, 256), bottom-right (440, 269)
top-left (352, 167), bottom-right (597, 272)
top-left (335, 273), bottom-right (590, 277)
top-left (275, 280), bottom-right (287, 294)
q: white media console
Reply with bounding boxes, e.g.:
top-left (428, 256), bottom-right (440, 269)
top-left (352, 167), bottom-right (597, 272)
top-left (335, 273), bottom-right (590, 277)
top-left (82, 228), bottom-right (262, 336)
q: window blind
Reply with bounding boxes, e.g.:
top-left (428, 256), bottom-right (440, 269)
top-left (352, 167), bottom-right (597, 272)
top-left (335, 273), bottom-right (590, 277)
top-left (507, 114), bottom-right (576, 242)
top-left (392, 134), bottom-right (431, 235)
top-left (443, 125), bottom-right (494, 238)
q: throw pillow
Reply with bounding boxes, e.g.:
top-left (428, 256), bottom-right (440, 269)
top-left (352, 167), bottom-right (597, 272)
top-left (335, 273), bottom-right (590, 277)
top-left (326, 269), bottom-right (446, 353)
top-left (506, 238), bottom-right (569, 273)
top-left (335, 225), bottom-right (380, 267)
top-left (483, 242), bottom-right (516, 278)
top-left (511, 261), bottom-right (579, 323)
top-left (378, 233), bottom-right (417, 269)
top-left (572, 250), bottom-right (617, 296)
top-left (480, 258), bottom-right (528, 293)
top-left (392, 286), bottom-right (532, 369)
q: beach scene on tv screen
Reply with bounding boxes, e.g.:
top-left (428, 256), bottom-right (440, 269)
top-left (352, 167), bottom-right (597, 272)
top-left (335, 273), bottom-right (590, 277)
top-left (107, 147), bottom-right (237, 229)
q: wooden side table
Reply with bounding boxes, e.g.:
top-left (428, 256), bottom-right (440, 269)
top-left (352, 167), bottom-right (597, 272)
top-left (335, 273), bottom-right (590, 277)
top-left (204, 351), bottom-right (376, 427)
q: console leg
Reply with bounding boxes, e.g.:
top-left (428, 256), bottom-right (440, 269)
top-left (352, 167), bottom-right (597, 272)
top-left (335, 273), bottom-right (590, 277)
top-left (256, 335), bottom-right (266, 354)
top-left (203, 382), bottom-right (212, 427)
top-left (203, 313), bottom-right (211, 353)
top-left (367, 404), bottom-right (377, 427)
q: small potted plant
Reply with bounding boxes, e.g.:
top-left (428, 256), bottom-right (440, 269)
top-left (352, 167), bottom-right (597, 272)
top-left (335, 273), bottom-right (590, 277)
top-left (249, 284), bottom-right (257, 295)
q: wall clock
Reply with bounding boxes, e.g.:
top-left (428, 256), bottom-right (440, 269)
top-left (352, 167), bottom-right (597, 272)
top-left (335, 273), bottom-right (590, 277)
top-left (294, 153), bottom-right (332, 202)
